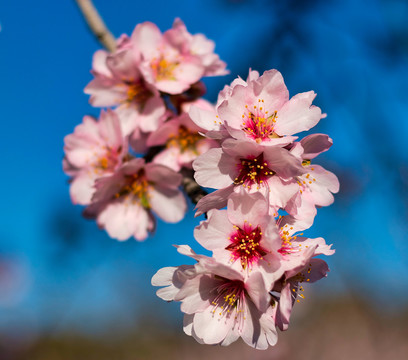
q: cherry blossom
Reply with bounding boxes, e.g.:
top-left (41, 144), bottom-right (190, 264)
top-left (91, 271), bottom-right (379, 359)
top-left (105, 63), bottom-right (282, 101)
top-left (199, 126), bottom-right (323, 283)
top-left (152, 245), bottom-right (278, 349)
top-left (285, 134), bottom-right (340, 223)
top-left (194, 192), bottom-right (283, 286)
top-left (193, 138), bottom-right (305, 215)
top-left (272, 257), bottom-right (330, 331)
top-left (84, 158), bottom-right (186, 241)
top-left (134, 19), bottom-right (227, 95)
top-left (84, 37), bottom-right (165, 136)
top-left (276, 215), bottom-right (335, 272)
top-left (65, 14), bottom-right (339, 348)
top-left (147, 113), bottom-right (218, 171)
top-left (189, 69), bottom-right (324, 147)
top-left (63, 110), bottom-right (127, 205)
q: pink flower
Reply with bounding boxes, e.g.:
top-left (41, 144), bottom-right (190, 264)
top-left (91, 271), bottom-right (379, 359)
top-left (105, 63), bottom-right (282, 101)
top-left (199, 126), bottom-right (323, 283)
top-left (165, 19), bottom-right (228, 77)
top-left (285, 134), bottom-right (340, 222)
top-left (193, 139), bottom-right (304, 215)
top-left (84, 38), bottom-right (165, 136)
top-left (276, 215), bottom-right (335, 272)
top-left (272, 257), bottom-right (330, 331)
top-left (134, 19), bottom-right (226, 95)
top-left (63, 110), bottom-right (127, 205)
top-left (194, 192), bottom-right (283, 286)
top-left (147, 113), bottom-right (218, 171)
top-left (84, 158), bottom-right (186, 241)
top-left (189, 69), bottom-right (323, 146)
top-left (152, 245), bottom-right (278, 349)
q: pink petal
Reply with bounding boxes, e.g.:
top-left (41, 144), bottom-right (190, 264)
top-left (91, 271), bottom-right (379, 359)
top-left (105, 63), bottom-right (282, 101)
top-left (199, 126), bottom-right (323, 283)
top-left (147, 121), bottom-right (179, 147)
top-left (177, 276), bottom-right (215, 314)
top-left (276, 282), bottom-right (292, 331)
top-left (155, 79), bottom-right (189, 94)
top-left (300, 133), bottom-right (333, 159)
top-left (245, 272), bottom-right (269, 311)
top-left (189, 105), bottom-right (220, 132)
top-left (217, 85), bottom-right (248, 130)
top-left (192, 307), bottom-right (233, 344)
top-left (145, 163), bottom-right (182, 188)
top-left (152, 148), bottom-right (181, 172)
top-left (303, 258), bottom-right (330, 282)
top-left (97, 202), bottom-right (149, 241)
top-left (99, 110), bottom-right (124, 149)
top-left (194, 185), bottom-right (235, 217)
top-left (91, 50), bottom-right (111, 77)
top-left (69, 172), bottom-right (97, 205)
top-left (106, 48), bottom-right (140, 80)
top-left (131, 22), bottom-right (162, 59)
top-left (193, 148), bottom-right (235, 189)
top-left (227, 191), bottom-right (268, 226)
top-left (113, 104), bottom-right (139, 137)
top-left (274, 91), bottom-right (322, 135)
top-left (149, 186), bottom-right (186, 223)
top-left (267, 177), bottom-right (299, 209)
top-left (263, 146), bottom-right (304, 179)
top-left (139, 96), bottom-right (166, 132)
top-left (85, 78), bottom-right (127, 107)
top-left (252, 69), bottom-right (289, 109)
top-left (194, 210), bottom-right (231, 250)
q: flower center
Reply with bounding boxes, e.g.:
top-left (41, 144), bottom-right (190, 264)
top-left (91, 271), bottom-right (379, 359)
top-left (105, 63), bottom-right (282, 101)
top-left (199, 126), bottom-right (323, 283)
top-left (242, 100), bottom-right (280, 143)
top-left (94, 146), bottom-right (122, 174)
top-left (225, 222), bottom-right (267, 269)
top-left (166, 126), bottom-right (202, 153)
top-left (151, 57), bottom-right (178, 81)
top-left (126, 81), bottom-right (152, 104)
top-left (234, 153), bottom-right (274, 189)
top-left (290, 266), bottom-right (311, 303)
top-left (211, 278), bottom-right (245, 318)
top-left (115, 169), bottom-right (151, 208)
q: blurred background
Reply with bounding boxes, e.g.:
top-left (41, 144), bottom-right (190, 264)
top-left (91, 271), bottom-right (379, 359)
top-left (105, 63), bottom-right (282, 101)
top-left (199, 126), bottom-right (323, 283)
top-left (0, 0), bottom-right (407, 358)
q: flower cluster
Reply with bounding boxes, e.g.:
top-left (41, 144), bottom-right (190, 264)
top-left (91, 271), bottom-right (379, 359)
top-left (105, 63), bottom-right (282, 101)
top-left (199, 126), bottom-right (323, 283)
top-left (64, 17), bottom-right (339, 349)
top-left (63, 19), bottom-right (227, 241)
top-left (152, 70), bottom-right (339, 349)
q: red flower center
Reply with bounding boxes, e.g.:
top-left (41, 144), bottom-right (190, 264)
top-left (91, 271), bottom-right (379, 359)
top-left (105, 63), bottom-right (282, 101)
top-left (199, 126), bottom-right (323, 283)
top-left (226, 222), bottom-right (267, 269)
top-left (126, 81), bottom-right (152, 105)
top-left (242, 100), bottom-right (281, 143)
top-left (234, 153), bottom-right (274, 189)
top-left (211, 278), bottom-right (246, 317)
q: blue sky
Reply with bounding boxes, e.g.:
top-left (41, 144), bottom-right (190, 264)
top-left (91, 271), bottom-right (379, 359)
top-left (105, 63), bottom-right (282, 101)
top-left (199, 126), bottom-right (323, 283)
top-left (0, 0), bottom-right (407, 333)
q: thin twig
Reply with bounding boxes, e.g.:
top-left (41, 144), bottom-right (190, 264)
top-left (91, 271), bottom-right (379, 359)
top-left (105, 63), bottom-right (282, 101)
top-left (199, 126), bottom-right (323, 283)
top-left (74, 0), bottom-right (116, 52)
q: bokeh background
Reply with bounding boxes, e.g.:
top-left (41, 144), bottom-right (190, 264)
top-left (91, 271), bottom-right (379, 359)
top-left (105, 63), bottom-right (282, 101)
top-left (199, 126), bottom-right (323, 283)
top-left (1, 0), bottom-right (408, 359)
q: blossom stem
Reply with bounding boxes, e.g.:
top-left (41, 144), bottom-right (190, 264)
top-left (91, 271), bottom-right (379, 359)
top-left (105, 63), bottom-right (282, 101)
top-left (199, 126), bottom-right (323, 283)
top-left (74, 0), bottom-right (116, 52)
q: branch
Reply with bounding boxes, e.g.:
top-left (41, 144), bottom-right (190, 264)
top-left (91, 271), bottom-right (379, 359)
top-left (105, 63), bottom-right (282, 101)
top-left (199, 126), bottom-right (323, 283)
top-left (180, 169), bottom-right (208, 206)
top-left (74, 0), bottom-right (116, 52)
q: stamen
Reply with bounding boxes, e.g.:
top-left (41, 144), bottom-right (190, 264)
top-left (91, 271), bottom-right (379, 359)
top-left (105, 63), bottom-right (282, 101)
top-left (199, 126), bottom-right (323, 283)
top-left (151, 57), bottom-right (178, 81)
top-left (234, 153), bottom-right (274, 189)
top-left (226, 222), bottom-right (267, 269)
top-left (166, 125), bottom-right (202, 153)
top-left (242, 102), bottom-right (280, 142)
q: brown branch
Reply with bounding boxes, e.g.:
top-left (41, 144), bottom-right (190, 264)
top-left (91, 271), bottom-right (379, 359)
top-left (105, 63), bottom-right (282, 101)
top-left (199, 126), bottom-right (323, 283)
top-left (74, 0), bottom-right (116, 52)
top-left (180, 169), bottom-right (208, 206)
